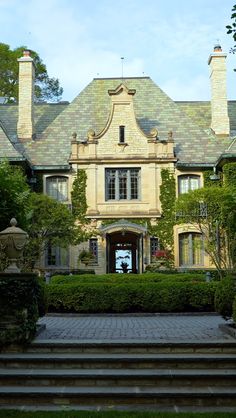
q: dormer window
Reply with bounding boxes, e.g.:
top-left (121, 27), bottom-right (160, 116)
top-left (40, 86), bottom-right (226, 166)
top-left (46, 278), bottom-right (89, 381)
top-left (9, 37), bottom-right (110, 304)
top-left (119, 126), bottom-right (125, 143)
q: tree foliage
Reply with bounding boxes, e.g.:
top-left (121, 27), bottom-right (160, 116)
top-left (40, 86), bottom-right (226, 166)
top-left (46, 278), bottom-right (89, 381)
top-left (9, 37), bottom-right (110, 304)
top-left (0, 43), bottom-right (63, 103)
top-left (0, 161), bottom-right (30, 231)
top-left (226, 4), bottom-right (236, 64)
top-left (0, 161), bottom-right (81, 271)
top-left (175, 186), bottom-right (236, 275)
top-left (23, 193), bottom-right (78, 270)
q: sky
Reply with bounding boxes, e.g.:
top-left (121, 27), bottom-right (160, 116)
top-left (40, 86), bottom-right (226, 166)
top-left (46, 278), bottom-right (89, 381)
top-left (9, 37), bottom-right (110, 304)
top-left (1, 0), bottom-right (236, 102)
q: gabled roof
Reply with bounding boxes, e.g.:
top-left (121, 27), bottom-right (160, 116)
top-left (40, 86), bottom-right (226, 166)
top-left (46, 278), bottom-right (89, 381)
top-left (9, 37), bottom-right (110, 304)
top-left (0, 77), bottom-right (235, 169)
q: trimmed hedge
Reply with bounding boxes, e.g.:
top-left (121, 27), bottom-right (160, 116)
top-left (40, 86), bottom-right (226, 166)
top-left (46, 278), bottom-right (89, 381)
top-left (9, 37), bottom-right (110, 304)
top-left (50, 272), bottom-right (206, 285)
top-left (233, 296), bottom-right (236, 324)
top-left (47, 276), bottom-right (217, 313)
top-left (214, 277), bottom-right (236, 319)
top-left (0, 273), bottom-right (41, 346)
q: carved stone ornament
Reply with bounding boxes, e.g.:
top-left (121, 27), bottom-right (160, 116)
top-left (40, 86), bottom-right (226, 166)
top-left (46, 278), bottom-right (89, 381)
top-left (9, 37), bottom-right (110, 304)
top-left (0, 218), bottom-right (28, 273)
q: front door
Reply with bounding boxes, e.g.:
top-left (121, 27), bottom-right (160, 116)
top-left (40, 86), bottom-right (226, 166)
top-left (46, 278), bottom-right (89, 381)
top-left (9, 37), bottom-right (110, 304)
top-left (106, 231), bottom-right (141, 273)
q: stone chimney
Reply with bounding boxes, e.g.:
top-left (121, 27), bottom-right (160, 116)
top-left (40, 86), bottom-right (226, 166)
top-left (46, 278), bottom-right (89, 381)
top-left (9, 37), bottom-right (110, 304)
top-left (208, 44), bottom-right (230, 136)
top-left (17, 50), bottom-right (35, 140)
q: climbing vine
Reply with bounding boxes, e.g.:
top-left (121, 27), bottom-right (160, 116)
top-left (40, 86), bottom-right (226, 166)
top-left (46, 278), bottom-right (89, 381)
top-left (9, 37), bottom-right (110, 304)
top-left (203, 170), bottom-right (223, 187)
top-left (223, 162), bottom-right (236, 188)
top-left (71, 169), bottom-right (88, 224)
top-left (149, 169), bottom-right (176, 253)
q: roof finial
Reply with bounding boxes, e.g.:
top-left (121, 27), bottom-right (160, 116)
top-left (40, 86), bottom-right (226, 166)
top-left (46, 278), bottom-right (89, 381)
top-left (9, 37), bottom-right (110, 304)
top-left (121, 57), bottom-right (124, 79)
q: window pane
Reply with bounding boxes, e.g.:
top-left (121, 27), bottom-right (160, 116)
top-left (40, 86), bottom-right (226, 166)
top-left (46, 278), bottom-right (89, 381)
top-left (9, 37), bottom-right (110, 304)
top-left (47, 245), bottom-right (57, 266)
top-left (46, 177), bottom-right (58, 200)
top-left (150, 237), bottom-right (159, 260)
top-left (119, 126), bottom-right (125, 143)
top-left (59, 247), bottom-right (69, 266)
top-left (89, 239), bottom-right (98, 262)
top-left (106, 170), bottom-right (116, 200)
top-left (192, 234), bottom-right (203, 265)
top-left (179, 177), bottom-right (189, 194)
top-left (189, 177), bottom-right (200, 191)
top-left (46, 176), bottom-right (68, 201)
top-left (118, 170), bottom-right (127, 199)
top-left (57, 177), bottom-right (68, 201)
top-left (179, 234), bottom-right (190, 265)
top-left (130, 169), bottom-right (139, 199)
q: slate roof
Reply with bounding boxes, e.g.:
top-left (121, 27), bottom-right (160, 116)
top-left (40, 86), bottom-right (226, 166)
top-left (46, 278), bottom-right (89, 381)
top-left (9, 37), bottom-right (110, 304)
top-left (0, 120), bottom-right (24, 161)
top-left (0, 77), bottom-right (235, 169)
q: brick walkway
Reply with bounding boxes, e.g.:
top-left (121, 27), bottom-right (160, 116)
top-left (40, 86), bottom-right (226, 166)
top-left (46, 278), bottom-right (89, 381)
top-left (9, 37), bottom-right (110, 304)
top-left (36, 314), bottom-right (234, 342)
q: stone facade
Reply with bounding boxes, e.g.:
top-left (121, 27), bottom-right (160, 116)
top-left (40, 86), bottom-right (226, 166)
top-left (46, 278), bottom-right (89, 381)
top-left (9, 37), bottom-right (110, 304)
top-left (0, 47), bottom-right (235, 274)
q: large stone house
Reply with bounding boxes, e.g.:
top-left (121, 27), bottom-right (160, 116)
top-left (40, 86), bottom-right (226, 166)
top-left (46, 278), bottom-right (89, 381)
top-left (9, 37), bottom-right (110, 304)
top-left (0, 46), bottom-right (235, 273)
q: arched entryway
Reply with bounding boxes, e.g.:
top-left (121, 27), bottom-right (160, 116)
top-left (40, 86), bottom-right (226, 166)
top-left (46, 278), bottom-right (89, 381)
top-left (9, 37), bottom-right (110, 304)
top-left (107, 231), bottom-right (140, 273)
top-left (100, 220), bottom-right (147, 274)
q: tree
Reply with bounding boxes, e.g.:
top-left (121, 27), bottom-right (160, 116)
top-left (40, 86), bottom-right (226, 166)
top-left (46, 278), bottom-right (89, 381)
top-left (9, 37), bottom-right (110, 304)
top-left (0, 161), bottom-right (30, 231)
top-left (226, 5), bottom-right (236, 63)
top-left (175, 186), bottom-right (236, 276)
top-left (0, 43), bottom-right (63, 103)
top-left (22, 193), bottom-right (78, 270)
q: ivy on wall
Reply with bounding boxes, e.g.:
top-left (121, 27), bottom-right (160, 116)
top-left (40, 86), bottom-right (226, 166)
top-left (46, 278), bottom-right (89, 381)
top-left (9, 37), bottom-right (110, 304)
top-left (149, 168), bottom-right (176, 252)
top-left (223, 162), bottom-right (236, 187)
top-left (71, 169), bottom-right (88, 224)
top-left (203, 170), bottom-right (223, 187)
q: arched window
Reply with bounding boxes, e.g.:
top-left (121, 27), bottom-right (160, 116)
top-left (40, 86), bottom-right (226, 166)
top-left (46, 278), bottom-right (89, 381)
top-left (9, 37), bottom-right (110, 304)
top-left (46, 176), bottom-right (68, 201)
top-left (179, 232), bottom-right (203, 266)
top-left (178, 175), bottom-right (200, 194)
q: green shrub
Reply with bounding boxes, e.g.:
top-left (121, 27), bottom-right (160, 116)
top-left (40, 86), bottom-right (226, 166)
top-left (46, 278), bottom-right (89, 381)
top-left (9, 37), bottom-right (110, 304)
top-left (233, 296), bottom-right (236, 324)
top-left (0, 273), bottom-right (40, 345)
top-left (47, 279), bottom-right (217, 314)
top-left (50, 272), bottom-right (206, 286)
top-left (214, 277), bottom-right (236, 319)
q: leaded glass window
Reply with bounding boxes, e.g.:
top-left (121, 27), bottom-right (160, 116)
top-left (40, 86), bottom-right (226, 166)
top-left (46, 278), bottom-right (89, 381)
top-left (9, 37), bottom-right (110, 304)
top-left (46, 176), bottom-right (68, 201)
top-left (105, 168), bottom-right (140, 200)
top-left (178, 175), bottom-right (200, 194)
top-left (179, 232), bottom-right (203, 266)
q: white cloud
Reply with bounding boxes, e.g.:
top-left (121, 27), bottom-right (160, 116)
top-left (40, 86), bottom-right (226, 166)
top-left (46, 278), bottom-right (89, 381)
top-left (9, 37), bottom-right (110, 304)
top-left (1, 0), bottom-right (235, 101)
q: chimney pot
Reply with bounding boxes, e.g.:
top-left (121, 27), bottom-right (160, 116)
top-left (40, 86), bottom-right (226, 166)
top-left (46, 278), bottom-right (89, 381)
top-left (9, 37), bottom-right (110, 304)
top-left (213, 43), bottom-right (222, 52)
top-left (23, 49), bottom-right (31, 57)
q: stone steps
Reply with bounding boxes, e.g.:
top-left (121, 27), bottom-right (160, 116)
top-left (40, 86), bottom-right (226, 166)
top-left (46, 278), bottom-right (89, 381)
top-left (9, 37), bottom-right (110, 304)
top-left (0, 340), bottom-right (236, 410)
top-left (1, 352), bottom-right (236, 369)
top-left (1, 386), bottom-right (236, 408)
top-left (0, 368), bottom-right (236, 387)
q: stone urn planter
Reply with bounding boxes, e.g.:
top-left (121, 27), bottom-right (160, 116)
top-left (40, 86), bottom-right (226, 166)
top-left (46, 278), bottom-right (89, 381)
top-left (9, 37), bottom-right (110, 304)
top-left (0, 218), bottom-right (28, 273)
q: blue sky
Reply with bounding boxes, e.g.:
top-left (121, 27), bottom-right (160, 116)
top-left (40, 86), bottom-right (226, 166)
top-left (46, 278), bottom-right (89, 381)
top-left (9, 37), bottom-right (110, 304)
top-left (1, 0), bottom-right (235, 101)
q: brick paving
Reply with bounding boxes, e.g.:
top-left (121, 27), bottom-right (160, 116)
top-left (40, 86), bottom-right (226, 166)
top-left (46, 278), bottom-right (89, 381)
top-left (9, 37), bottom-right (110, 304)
top-left (36, 314), bottom-right (234, 342)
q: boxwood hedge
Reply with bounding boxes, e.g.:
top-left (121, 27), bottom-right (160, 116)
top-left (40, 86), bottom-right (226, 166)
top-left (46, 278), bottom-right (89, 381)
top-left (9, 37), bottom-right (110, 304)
top-left (47, 273), bottom-right (217, 313)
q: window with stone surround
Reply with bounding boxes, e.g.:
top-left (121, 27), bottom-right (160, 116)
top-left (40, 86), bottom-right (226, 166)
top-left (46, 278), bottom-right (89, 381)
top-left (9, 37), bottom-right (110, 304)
top-left (105, 168), bottom-right (140, 201)
top-left (46, 176), bottom-right (68, 201)
top-left (178, 175), bottom-right (200, 194)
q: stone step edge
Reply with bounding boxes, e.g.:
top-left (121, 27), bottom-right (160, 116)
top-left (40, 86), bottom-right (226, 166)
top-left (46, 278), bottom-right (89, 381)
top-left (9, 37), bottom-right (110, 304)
top-left (1, 368), bottom-right (236, 378)
top-left (31, 339), bottom-right (236, 347)
top-left (1, 353), bottom-right (236, 360)
top-left (1, 386), bottom-right (236, 396)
